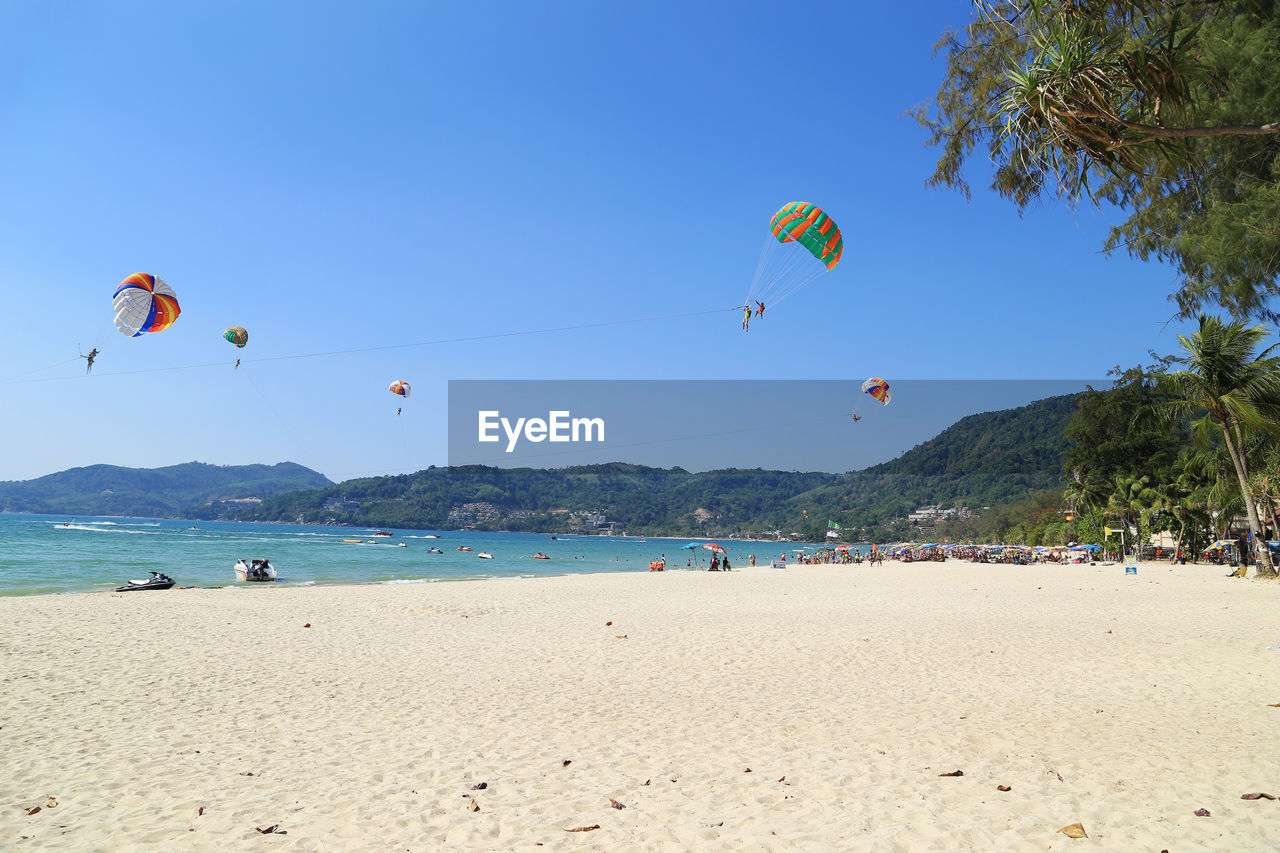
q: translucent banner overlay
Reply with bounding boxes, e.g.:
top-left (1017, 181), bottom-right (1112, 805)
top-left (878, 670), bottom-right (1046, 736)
top-left (447, 380), bottom-right (1102, 472)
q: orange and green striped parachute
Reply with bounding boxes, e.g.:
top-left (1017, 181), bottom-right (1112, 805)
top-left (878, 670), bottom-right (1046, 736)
top-left (745, 202), bottom-right (843, 312)
top-left (223, 327), bottom-right (249, 348)
top-left (769, 202), bottom-right (843, 270)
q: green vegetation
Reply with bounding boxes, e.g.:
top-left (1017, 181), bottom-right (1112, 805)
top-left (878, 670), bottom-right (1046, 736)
top-left (983, 317), bottom-right (1280, 570)
top-left (917, 1), bottom-right (1280, 321)
top-left (0, 462), bottom-right (332, 517)
top-left (220, 394), bottom-right (1079, 538)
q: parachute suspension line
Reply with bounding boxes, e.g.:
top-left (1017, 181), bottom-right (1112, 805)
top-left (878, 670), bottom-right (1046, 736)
top-left (0, 306), bottom-right (744, 385)
top-left (745, 237), bottom-right (828, 308)
top-left (240, 367), bottom-right (313, 473)
top-left (760, 261), bottom-right (825, 308)
top-left (746, 231), bottom-right (778, 304)
top-left (0, 355), bottom-right (82, 385)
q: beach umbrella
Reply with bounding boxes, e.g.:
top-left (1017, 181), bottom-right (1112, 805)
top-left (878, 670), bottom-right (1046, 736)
top-left (702, 543), bottom-right (726, 553)
top-left (680, 541), bottom-right (705, 565)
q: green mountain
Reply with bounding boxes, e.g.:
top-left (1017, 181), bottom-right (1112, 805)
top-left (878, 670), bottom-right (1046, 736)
top-left (795, 394), bottom-right (1079, 537)
top-left (0, 462), bottom-right (333, 517)
top-left (219, 394), bottom-right (1080, 536)
top-left (221, 463), bottom-right (838, 532)
top-left (1, 394), bottom-right (1078, 533)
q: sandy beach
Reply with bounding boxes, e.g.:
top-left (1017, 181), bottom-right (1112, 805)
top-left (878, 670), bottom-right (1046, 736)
top-left (2, 559), bottom-right (1278, 851)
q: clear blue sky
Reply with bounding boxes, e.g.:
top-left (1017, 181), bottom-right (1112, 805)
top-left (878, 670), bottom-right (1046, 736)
top-left (0, 1), bottom-right (1209, 482)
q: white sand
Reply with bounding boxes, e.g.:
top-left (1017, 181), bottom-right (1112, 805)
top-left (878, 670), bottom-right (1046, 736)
top-left (2, 560), bottom-right (1278, 851)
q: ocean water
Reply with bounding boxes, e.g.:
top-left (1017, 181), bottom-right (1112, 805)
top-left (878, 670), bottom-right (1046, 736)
top-left (0, 513), bottom-right (805, 596)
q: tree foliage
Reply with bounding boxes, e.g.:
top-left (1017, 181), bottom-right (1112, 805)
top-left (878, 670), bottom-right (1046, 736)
top-left (916, 0), bottom-right (1280, 320)
top-left (1156, 314), bottom-right (1280, 572)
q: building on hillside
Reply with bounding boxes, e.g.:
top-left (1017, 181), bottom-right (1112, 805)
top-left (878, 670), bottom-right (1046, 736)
top-left (447, 501), bottom-right (503, 525)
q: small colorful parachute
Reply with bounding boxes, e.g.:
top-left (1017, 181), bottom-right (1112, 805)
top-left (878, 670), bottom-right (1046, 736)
top-left (113, 273), bottom-right (180, 337)
top-left (389, 380), bottom-right (411, 398)
top-left (862, 377), bottom-right (891, 406)
top-left (745, 202), bottom-right (843, 312)
top-left (223, 327), bottom-right (249, 348)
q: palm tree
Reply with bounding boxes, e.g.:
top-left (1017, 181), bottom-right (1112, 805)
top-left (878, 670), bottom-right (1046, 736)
top-left (1064, 468), bottom-right (1109, 543)
top-left (1174, 448), bottom-right (1220, 562)
top-left (1159, 316), bottom-right (1280, 577)
top-left (1149, 476), bottom-right (1191, 562)
top-left (1106, 473), bottom-right (1157, 559)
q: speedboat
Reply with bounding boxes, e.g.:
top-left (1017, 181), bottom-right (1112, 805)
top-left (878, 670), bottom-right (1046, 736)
top-left (427, 547), bottom-right (443, 554)
top-left (477, 552), bottom-right (494, 559)
top-left (457, 546), bottom-right (473, 551)
top-left (116, 572), bottom-right (175, 592)
top-left (235, 558), bottom-right (277, 582)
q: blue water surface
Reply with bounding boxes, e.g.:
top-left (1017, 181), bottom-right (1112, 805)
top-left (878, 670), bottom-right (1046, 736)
top-left (0, 513), bottom-right (800, 596)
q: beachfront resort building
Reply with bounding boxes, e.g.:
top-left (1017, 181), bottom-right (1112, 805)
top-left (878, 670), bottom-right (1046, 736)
top-left (908, 505), bottom-right (971, 524)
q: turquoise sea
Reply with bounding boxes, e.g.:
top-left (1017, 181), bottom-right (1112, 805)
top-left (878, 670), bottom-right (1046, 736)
top-left (0, 513), bottom-right (804, 596)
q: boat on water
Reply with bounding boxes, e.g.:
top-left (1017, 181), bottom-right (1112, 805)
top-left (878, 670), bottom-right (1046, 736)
top-left (427, 547), bottom-right (443, 554)
top-left (533, 553), bottom-right (551, 560)
top-left (116, 572), bottom-right (175, 592)
top-left (342, 539), bottom-right (364, 544)
top-left (371, 531), bottom-right (393, 537)
top-left (234, 558), bottom-right (277, 582)
top-left (457, 546), bottom-right (473, 551)
top-left (477, 552), bottom-right (494, 559)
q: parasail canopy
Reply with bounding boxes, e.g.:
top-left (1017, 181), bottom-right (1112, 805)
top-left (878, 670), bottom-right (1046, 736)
top-left (862, 377), bottom-right (892, 406)
top-left (770, 202), bottom-right (843, 270)
top-left (224, 327), bottom-right (249, 348)
top-left (113, 273), bottom-right (179, 337)
top-left (745, 202), bottom-right (843, 312)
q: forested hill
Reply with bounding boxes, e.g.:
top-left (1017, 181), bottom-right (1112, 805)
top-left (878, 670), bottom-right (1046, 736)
top-left (222, 464), bottom-right (840, 533)
top-left (0, 462), bottom-right (333, 517)
top-left (798, 394), bottom-right (1080, 535)
top-left (214, 393), bottom-right (1081, 537)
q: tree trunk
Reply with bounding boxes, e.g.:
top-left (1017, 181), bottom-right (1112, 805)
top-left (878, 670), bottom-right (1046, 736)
top-left (1221, 419), bottom-right (1277, 578)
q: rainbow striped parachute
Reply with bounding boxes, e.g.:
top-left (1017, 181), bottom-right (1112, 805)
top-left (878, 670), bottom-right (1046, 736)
top-left (224, 327), bottom-right (249, 348)
top-left (389, 380), bottom-right (411, 398)
top-left (862, 377), bottom-right (891, 405)
top-left (113, 273), bottom-right (180, 337)
top-left (746, 202), bottom-right (842, 311)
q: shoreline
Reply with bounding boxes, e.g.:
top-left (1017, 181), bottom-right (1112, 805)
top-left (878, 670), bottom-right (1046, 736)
top-left (3, 560), bottom-right (1278, 850)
